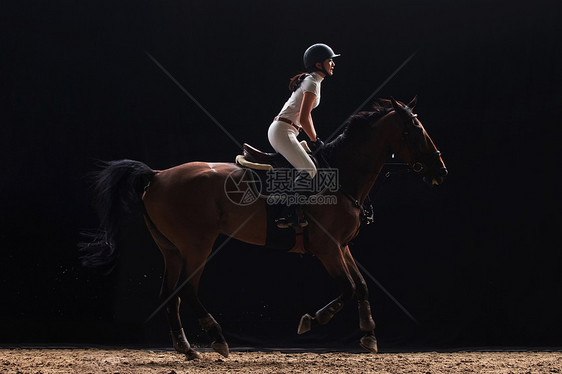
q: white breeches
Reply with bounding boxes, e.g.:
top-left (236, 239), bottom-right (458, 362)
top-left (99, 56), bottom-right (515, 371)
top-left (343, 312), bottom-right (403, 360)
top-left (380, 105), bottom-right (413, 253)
top-left (268, 121), bottom-right (317, 179)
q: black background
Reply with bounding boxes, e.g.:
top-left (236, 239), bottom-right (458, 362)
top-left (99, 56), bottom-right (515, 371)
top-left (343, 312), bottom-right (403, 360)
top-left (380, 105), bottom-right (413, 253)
top-left (2, 0), bottom-right (561, 350)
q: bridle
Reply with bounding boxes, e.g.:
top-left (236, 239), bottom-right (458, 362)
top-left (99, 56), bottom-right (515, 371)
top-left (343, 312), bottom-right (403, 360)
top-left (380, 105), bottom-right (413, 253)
top-left (338, 107), bottom-right (445, 225)
top-left (395, 110), bottom-right (443, 176)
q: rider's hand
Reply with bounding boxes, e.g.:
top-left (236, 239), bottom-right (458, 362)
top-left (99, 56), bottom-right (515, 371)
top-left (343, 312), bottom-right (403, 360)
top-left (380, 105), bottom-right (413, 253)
top-left (309, 137), bottom-right (324, 153)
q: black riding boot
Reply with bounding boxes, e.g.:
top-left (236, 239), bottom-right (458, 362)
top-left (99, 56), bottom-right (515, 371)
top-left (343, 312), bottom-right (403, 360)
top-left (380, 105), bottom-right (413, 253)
top-left (275, 172), bottom-right (312, 229)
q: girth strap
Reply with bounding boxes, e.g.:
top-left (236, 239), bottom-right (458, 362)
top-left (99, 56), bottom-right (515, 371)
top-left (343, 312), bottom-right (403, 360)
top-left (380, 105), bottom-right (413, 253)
top-left (338, 185), bottom-right (374, 225)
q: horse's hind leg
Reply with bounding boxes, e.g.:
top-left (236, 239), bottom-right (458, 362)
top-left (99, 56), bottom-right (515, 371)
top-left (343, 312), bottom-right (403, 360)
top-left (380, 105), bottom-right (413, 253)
top-left (146, 220), bottom-right (201, 360)
top-left (180, 281), bottom-right (229, 358)
top-left (176, 241), bottom-right (230, 358)
top-left (159, 263), bottom-right (201, 360)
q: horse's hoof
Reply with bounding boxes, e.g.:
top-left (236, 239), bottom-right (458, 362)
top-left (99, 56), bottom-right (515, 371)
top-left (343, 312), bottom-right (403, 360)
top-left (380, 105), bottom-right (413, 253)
top-left (297, 313), bottom-right (313, 335)
top-left (360, 334), bottom-right (378, 353)
top-left (185, 349), bottom-right (202, 361)
top-left (211, 341), bottom-right (229, 358)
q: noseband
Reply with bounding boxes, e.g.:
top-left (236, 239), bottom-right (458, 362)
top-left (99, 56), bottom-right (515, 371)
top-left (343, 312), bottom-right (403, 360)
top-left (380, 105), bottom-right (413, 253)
top-left (412, 150), bottom-right (442, 174)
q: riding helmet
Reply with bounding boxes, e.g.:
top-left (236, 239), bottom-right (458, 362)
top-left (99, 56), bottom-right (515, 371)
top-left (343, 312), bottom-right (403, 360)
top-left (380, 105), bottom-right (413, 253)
top-left (303, 43), bottom-right (340, 72)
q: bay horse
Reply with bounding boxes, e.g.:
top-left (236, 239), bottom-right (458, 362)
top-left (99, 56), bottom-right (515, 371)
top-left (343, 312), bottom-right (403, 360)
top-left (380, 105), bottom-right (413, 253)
top-left (81, 97), bottom-right (447, 359)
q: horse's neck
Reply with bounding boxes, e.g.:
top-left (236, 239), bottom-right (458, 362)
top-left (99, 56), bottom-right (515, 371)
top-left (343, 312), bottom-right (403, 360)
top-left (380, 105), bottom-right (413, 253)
top-left (328, 133), bottom-right (390, 204)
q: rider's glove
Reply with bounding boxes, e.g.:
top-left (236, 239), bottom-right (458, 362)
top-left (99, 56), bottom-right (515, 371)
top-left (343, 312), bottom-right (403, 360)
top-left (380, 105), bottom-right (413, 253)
top-left (309, 137), bottom-right (324, 153)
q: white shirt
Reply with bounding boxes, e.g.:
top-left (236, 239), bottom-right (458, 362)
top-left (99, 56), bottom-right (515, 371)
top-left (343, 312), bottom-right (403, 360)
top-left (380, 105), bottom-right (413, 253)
top-left (277, 72), bottom-right (324, 127)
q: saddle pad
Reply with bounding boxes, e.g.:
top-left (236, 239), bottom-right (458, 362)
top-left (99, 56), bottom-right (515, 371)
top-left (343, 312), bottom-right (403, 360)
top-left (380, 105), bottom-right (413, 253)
top-left (235, 155), bottom-right (273, 171)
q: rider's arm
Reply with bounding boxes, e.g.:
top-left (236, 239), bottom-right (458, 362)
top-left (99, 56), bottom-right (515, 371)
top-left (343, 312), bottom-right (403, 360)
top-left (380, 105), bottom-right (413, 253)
top-left (299, 91), bottom-right (318, 142)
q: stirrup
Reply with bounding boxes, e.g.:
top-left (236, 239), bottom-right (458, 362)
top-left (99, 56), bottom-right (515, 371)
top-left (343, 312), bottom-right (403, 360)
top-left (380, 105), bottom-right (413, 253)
top-left (275, 218), bottom-right (291, 229)
top-left (275, 216), bottom-right (308, 229)
top-left (297, 219), bottom-right (309, 228)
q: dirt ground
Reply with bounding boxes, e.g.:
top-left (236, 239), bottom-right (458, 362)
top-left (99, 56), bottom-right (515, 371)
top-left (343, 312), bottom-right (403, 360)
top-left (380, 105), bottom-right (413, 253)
top-left (1, 348), bottom-right (561, 374)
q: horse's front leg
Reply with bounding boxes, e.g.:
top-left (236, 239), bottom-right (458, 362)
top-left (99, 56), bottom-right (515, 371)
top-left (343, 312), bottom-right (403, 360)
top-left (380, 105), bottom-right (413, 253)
top-left (341, 245), bottom-right (378, 353)
top-left (297, 244), bottom-right (356, 335)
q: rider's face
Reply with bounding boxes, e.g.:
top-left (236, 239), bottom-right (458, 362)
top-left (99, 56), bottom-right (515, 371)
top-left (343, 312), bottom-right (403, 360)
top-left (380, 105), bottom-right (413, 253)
top-left (315, 58), bottom-right (335, 77)
top-left (323, 58), bottom-right (335, 76)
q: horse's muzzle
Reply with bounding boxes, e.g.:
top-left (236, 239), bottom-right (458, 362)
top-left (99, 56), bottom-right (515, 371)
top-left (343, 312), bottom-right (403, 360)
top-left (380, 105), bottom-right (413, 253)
top-left (423, 167), bottom-right (448, 186)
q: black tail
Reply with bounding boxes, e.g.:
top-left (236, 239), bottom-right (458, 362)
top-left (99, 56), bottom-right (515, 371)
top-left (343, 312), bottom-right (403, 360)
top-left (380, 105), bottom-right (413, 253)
top-left (79, 159), bottom-right (155, 267)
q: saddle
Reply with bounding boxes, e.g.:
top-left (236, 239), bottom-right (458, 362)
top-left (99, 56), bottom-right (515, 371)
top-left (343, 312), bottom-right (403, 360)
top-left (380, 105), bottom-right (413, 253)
top-left (234, 141), bottom-right (321, 254)
top-left (236, 141), bottom-right (316, 171)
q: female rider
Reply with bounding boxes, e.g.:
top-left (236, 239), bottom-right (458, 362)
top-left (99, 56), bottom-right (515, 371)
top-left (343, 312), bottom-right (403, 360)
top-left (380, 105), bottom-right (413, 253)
top-left (268, 43), bottom-right (340, 228)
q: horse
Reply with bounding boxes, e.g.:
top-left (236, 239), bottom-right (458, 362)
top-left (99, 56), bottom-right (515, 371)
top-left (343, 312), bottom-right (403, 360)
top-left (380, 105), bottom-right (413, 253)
top-left (81, 97), bottom-right (447, 360)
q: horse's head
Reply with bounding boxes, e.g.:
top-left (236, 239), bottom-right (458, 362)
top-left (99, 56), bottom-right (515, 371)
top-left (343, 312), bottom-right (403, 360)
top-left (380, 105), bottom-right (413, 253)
top-left (386, 97), bottom-right (448, 186)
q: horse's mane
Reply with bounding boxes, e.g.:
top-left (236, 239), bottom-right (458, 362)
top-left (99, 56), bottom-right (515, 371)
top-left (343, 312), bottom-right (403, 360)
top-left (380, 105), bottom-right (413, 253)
top-left (323, 102), bottom-right (392, 154)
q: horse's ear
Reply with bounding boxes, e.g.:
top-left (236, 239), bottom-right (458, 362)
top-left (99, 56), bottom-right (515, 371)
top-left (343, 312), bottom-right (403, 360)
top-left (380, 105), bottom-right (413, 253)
top-left (407, 95), bottom-right (418, 109)
top-left (378, 98), bottom-right (392, 108)
top-left (390, 97), bottom-right (403, 112)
